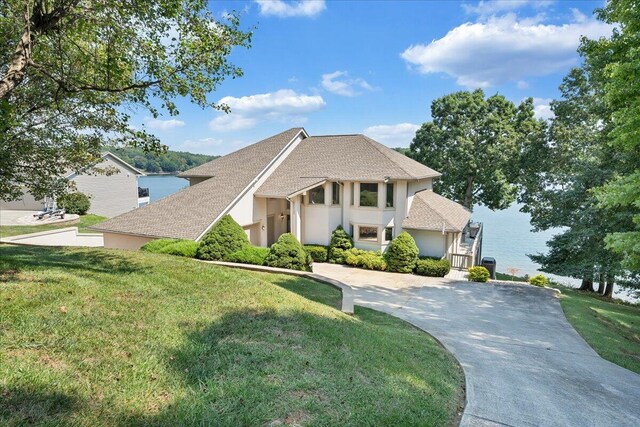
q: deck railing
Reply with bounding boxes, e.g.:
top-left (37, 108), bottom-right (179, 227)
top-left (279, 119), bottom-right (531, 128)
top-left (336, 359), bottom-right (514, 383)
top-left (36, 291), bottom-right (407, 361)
top-left (138, 187), bottom-right (149, 198)
top-left (448, 222), bottom-right (483, 270)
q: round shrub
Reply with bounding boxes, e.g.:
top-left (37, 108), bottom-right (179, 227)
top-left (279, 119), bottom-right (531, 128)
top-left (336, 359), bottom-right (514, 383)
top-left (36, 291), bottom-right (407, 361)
top-left (304, 245), bottom-right (328, 263)
top-left (385, 231), bottom-right (419, 273)
top-left (345, 248), bottom-right (387, 271)
top-left (264, 233), bottom-right (312, 271)
top-left (140, 238), bottom-right (181, 253)
top-left (415, 257), bottom-right (451, 277)
top-left (529, 274), bottom-right (549, 287)
top-left (159, 240), bottom-right (199, 258)
top-left (196, 215), bottom-right (250, 260)
top-left (57, 192), bottom-right (91, 215)
top-left (468, 266), bottom-right (490, 282)
top-left (226, 246), bottom-right (270, 265)
top-left (328, 225), bottom-right (353, 264)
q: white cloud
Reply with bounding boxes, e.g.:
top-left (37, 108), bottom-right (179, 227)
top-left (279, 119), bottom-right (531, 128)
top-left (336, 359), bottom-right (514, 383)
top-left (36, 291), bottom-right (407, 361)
top-left (321, 71), bottom-right (376, 97)
top-left (463, 0), bottom-right (553, 17)
top-left (255, 0), bottom-right (326, 18)
top-left (532, 97), bottom-right (554, 120)
top-left (179, 137), bottom-right (224, 155)
top-left (145, 117), bottom-right (185, 130)
top-left (363, 123), bottom-right (420, 147)
top-left (210, 89), bottom-right (325, 131)
top-left (400, 14), bottom-right (612, 88)
top-left (517, 80), bottom-right (529, 89)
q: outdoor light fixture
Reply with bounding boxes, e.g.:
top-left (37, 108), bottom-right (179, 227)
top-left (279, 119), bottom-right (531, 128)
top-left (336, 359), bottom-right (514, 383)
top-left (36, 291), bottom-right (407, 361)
top-left (261, 225), bottom-right (265, 231)
top-left (384, 176), bottom-right (390, 183)
top-left (279, 213), bottom-right (285, 220)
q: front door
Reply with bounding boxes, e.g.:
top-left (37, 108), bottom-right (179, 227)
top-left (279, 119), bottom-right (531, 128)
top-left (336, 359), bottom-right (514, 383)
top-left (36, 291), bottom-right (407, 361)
top-left (267, 215), bottom-right (275, 246)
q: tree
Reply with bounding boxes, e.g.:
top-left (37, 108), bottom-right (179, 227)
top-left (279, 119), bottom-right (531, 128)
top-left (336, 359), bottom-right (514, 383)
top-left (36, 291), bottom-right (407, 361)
top-left (409, 89), bottom-right (541, 210)
top-left (1, 0), bottom-right (251, 201)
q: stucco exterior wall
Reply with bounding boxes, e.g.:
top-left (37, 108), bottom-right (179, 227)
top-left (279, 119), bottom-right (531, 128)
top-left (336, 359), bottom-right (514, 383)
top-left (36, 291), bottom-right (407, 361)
top-left (103, 232), bottom-right (154, 250)
top-left (407, 229), bottom-right (446, 258)
top-left (303, 204), bottom-right (341, 246)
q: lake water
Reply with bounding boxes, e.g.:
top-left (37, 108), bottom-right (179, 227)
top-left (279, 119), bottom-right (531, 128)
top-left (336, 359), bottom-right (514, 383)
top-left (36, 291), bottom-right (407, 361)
top-left (139, 175), bottom-right (189, 202)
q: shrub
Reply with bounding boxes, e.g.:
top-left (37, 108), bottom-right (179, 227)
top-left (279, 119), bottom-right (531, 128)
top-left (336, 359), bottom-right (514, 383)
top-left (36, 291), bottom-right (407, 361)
top-left (57, 192), bottom-right (91, 215)
top-left (468, 266), bottom-right (490, 282)
top-left (385, 231), bottom-right (419, 273)
top-left (196, 215), bottom-right (250, 260)
top-left (264, 233), bottom-right (312, 271)
top-left (415, 257), bottom-right (451, 277)
top-left (328, 225), bottom-right (353, 264)
top-left (529, 274), bottom-right (549, 287)
top-left (226, 246), bottom-right (270, 265)
top-left (141, 239), bottom-right (181, 253)
top-left (345, 248), bottom-right (387, 271)
top-left (304, 245), bottom-right (328, 263)
top-left (159, 240), bottom-right (199, 258)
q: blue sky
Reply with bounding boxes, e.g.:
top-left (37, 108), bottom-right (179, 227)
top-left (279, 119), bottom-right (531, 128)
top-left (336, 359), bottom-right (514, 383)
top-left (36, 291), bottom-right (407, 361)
top-left (135, 0), bottom-right (610, 155)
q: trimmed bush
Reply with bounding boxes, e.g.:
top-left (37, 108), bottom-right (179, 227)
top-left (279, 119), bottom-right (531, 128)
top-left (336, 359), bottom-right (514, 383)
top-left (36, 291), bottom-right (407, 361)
top-left (57, 192), bottom-right (91, 215)
top-left (196, 215), bottom-right (250, 261)
top-left (415, 257), bottom-right (451, 277)
top-left (345, 248), bottom-right (387, 271)
top-left (264, 233), bottom-right (312, 271)
top-left (385, 231), bottom-right (419, 273)
top-left (328, 225), bottom-right (353, 264)
top-left (304, 245), bottom-right (328, 263)
top-left (159, 240), bottom-right (199, 258)
top-left (141, 239), bottom-right (181, 253)
top-left (529, 274), bottom-right (549, 287)
top-left (226, 246), bottom-right (270, 265)
top-left (468, 266), bottom-right (490, 282)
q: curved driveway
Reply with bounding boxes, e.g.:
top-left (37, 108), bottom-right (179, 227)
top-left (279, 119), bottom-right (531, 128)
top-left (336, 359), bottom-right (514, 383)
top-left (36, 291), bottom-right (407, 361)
top-left (313, 264), bottom-right (640, 427)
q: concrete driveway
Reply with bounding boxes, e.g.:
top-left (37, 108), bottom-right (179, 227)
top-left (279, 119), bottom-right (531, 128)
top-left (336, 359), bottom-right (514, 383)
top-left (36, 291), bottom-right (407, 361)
top-left (313, 264), bottom-right (640, 427)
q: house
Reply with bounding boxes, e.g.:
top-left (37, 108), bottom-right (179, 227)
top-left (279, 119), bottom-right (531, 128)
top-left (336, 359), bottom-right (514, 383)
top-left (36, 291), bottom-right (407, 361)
top-left (0, 152), bottom-right (149, 218)
top-left (93, 128), bottom-right (482, 267)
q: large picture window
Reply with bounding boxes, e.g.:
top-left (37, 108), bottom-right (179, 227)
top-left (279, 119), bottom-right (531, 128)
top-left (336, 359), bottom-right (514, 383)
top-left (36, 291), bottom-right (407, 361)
top-left (386, 183), bottom-right (394, 208)
top-left (359, 183), bottom-right (378, 207)
top-left (308, 186), bottom-right (325, 205)
top-left (358, 226), bottom-right (378, 241)
top-left (332, 182), bottom-right (340, 205)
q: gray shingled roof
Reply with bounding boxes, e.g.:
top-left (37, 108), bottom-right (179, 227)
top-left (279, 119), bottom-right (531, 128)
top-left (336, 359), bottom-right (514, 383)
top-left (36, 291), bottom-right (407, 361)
top-left (402, 190), bottom-right (471, 232)
top-left (91, 128), bottom-right (304, 239)
top-left (255, 135), bottom-right (440, 197)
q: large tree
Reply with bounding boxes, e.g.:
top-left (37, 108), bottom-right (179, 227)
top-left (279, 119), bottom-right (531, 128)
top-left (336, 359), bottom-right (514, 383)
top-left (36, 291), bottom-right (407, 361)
top-left (0, 0), bottom-right (251, 200)
top-left (409, 89), bottom-right (541, 210)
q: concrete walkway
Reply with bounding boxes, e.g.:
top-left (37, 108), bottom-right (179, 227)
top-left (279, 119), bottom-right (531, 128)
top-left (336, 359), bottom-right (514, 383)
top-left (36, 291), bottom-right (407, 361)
top-left (313, 263), bottom-right (640, 427)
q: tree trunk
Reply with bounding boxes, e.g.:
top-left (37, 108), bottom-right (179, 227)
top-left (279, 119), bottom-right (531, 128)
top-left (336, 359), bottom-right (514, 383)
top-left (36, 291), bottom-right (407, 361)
top-left (579, 278), bottom-right (594, 292)
top-left (0, 28), bottom-right (32, 100)
top-left (604, 277), bottom-right (614, 298)
top-left (463, 176), bottom-right (474, 209)
top-left (596, 273), bottom-right (605, 294)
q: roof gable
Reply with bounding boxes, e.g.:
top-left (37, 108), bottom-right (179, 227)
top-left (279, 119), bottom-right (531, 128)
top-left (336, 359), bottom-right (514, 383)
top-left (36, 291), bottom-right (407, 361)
top-left (402, 190), bottom-right (471, 232)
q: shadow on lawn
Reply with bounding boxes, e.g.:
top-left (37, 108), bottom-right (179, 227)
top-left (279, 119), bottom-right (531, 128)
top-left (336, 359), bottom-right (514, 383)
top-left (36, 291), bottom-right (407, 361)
top-left (0, 245), bottom-right (144, 275)
top-left (0, 386), bottom-right (83, 425)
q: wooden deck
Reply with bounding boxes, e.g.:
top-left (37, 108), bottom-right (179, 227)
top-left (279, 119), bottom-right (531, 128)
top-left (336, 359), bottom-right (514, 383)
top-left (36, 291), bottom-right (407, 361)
top-left (445, 268), bottom-right (468, 281)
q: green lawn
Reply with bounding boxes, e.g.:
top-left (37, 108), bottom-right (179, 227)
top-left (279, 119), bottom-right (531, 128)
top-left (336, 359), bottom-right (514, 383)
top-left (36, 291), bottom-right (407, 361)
top-left (556, 286), bottom-right (640, 374)
top-left (0, 245), bottom-right (464, 426)
top-left (0, 214), bottom-right (106, 239)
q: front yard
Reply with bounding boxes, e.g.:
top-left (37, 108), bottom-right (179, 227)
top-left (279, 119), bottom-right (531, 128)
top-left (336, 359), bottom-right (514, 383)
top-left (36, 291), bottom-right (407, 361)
top-left (0, 245), bottom-right (464, 426)
top-left (0, 214), bottom-right (106, 239)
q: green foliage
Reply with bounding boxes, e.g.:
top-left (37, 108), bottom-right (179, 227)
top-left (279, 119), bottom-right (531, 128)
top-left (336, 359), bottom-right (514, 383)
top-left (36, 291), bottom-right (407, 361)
top-left (304, 245), bottom-right (329, 263)
top-left (264, 233), bottom-right (312, 271)
top-left (0, 1), bottom-right (251, 202)
top-left (113, 147), bottom-right (216, 173)
top-left (226, 246), bottom-right (270, 266)
top-left (529, 274), bottom-right (549, 287)
top-left (385, 232), bottom-right (419, 273)
top-left (468, 266), bottom-right (490, 283)
top-left (328, 226), bottom-right (353, 264)
top-left (140, 239), bottom-right (182, 253)
top-left (196, 215), bottom-right (250, 261)
top-left (415, 258), bottom-right (451, 277)
top-left (140, 239), bottom-right (198, 258)
top-left (409, 89), bottom-right (540, 209)
top-left (57, 192), bottom-right (91, 215)
top-left (345, 249), bottom-right (387, 271)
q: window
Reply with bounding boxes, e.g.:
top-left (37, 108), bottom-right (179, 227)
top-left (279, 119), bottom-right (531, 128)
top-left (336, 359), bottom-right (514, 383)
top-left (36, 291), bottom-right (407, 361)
top-left (386, 183), bottom-right (394, 208)
top-left (349, 224), bottom-right (354, 237)
top-left (308, 186), bottom-right (325, 205)
top-left (384, 227), bottom-right (393, 242)
top-left (359, 226), bottom-right (378, 241)
top-left (350, 183), bottom-right (354, 206)
top-left (332, 182), bottom-right (340, 205)
top-left (359, 183), bottom-right (378, 207)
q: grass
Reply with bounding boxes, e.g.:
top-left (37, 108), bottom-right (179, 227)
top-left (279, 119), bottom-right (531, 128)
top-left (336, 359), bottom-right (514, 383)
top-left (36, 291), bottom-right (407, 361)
top-left (0, 245), bottom-right (464, 426)
top-left (495, 272), bottom-right (528, 282)
top-left (556, 286), bottom-right (640, 374)
top-left (0, 214), bottom-right (106, 238)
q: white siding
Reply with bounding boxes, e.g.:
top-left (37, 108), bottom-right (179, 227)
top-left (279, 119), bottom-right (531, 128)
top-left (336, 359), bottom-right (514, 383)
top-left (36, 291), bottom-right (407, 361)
top-left (407, 229), bottom-right (446, 258)
top-left (303, 205), bottom-right (341, 246)
top-left (0, 192), bottom-right (44, 210)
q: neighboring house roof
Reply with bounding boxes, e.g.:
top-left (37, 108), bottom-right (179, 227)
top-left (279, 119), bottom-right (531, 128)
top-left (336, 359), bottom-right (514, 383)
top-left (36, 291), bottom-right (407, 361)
top-left (402, 190), bottom-right (471, 232)
top-left (91, 128), bottom-right (305, 240)
top-left (65, 152), bottom-right (145, 179)
top-left (255, 134), bottom-right (441, 198)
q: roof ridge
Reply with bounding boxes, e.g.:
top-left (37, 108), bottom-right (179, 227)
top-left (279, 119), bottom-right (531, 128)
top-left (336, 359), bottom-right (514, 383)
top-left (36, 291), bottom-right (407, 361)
top-left (416, 190), bottom-right (468, 230)
top-left (361, 134), bottom-right (417, 178)
top-left (310, 134), bottom-right (363, 137)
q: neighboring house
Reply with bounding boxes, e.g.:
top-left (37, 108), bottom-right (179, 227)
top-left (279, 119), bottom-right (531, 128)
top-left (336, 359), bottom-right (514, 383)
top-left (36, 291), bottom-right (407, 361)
top-left (94, 128), bottom-right (482, 268)
top-left (0, 152), bottom-right (149, 218)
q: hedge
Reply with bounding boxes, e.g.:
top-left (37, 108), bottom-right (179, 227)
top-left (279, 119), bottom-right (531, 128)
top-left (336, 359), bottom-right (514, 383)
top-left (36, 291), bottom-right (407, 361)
top-left (345, 248), bottom-right (387, 271)
top-left (304, 245), bottom-right (328, 263)
top-left (385, 232), bottom-right (419, 273)
top-left (57, 192), bottom-right (91, 215)
top-left (226, 246), bottom-right (270, 266)
top-left (141, 238), bottom-right (198, 258)
top-left (415, 257), bottom-right (451, 277)
top-left (196, 215), bottom-right (250, 260)
top-left (264, 233), bottom-right (312, 271)
top-left (140, 239), bottom-right (182, 253)
top-left (328, 225), bottom-right (353, 264)
top-left (468, 266), bottom-right (490, 282)
top-left (529, 274), bottom-right (549, 287)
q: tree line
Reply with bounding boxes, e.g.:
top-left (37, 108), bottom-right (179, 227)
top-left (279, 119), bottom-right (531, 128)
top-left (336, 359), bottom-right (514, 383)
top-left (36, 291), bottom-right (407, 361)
top-left (113, 147), bottom-right (216, 174)
top-left (407, 0), bottom-right (639, 297)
